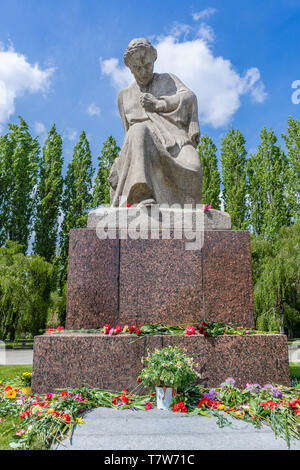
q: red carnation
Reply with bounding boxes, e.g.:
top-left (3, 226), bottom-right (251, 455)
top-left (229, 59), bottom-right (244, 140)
top-left (63, 413), bottom-right (71, 424)
top-left (121, 394), bottom-right (129, 404)
top-left (135, 328), bottom-right (142, 335)
top-left (115, 325), bottom-right (122, 333)
top-left (103, 324), bottom-right (110, 334)
top-left (186, 325), bottom-right (195, 336)
top-left (129, 324), bottom-right (136, 333)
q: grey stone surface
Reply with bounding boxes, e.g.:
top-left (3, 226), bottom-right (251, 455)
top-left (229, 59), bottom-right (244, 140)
top-left (0, 349), bottom-right (33, 365)
top-left (289, 344), bottom-right (300, 363)
top-left (55, 408), bottom-right (300, 450)
top-left (87, 206), bottom-right (232, 231)
top-left (108, 38), bottom-right (203, 208)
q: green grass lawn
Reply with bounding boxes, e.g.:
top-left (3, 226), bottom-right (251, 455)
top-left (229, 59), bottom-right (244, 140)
top-left (290, 362), bottom-right (300, 378)
top-left (0, 365), bottom-right (32, 450)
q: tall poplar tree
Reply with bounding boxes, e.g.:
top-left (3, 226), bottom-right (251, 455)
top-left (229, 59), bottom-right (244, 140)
top-left (198, 134), bottom-right (221, 209)
top-left (0, 134), bottom-right (14, 246)
top-left (282, 116), bottom-right (300, 223)
top-left (0, 117), bottom-right (40, 252)
top-left (247, 127), bottom-right (290, 239)
top-left (221, 127), bottom-right (248, 229)
top-left (93, 136), bottom-right (120, 207)
top-left (58, 131), bottom-right (94, 288)
top-left (33, 124), bottom-right (63, 262)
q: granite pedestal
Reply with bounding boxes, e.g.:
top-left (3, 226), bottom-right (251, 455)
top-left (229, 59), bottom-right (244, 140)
top-left (65, 228), bottom-right (255, 329)
top-left (32, 333), bottom-right (290, 393)
top-left (31, 209), bottom-right (291, 392)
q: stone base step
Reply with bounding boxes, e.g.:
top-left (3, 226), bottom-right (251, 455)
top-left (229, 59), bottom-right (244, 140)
top-left (31, 333), bottom-right (290, 394)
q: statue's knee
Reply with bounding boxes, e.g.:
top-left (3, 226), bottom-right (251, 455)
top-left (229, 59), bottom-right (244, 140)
top-left (177, 145), bottom-right (201, 172)
top-left (130, 122), bottom-right (149, 138)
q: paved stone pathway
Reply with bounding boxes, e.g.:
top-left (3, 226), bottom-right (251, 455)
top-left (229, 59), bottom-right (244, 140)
top-left (56, 407), bottom-right (300, 451)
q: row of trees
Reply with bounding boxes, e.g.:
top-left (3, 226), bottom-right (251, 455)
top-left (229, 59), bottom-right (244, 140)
top-left (199, 117), bottom-right (299, 236)
top-left (0, 117), bottom-right (120, 339)
top-left (0, 115), bottom-right (299, 339)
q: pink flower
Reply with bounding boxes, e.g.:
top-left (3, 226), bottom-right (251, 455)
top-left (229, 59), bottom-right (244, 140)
top-left (46, 393), bottom-right (53, 400)
top-left (207, 204), bottom-right (213, 210)
top-left (145, 402), bottom-right (152, 410)
top-left (57, 326), bottom-right (64, 331)
top-left (16, 429), bottom-right (25, 436)
top-left (186, 325), bottom-right (195, 336)
top-left (108, 328), bottom-right (114, 336)
top-left (203, 204), bottom-right (209, 212)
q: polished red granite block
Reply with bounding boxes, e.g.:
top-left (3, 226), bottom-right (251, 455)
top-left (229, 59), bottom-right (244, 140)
top-left (66, 229), bottom-right (255, 329)
top-left (66, 229), bottom-right (119, 329)
top-left (119, 235), bottom-right (203, 325)
top-left (31, 333), bottom-right (290, 394)
top-left (203, 231), bottom-right (255, 328)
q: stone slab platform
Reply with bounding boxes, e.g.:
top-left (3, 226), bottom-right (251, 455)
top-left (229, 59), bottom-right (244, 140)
top-left (31, 333), bottom-right (290, 394)
top-left (87, 206), bottom-right (232, 231)
top-left (66, 229), bottom-right (255, 330)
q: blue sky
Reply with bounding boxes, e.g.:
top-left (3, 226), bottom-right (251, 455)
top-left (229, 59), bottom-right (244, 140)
top-left (0, 0), bottom-right (299, 173)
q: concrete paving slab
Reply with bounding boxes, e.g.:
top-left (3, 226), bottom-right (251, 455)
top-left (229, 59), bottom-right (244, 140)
top-left (55, 408), bottom-right (300, 451)
top-left (0, 349), bottom-right (33, 365)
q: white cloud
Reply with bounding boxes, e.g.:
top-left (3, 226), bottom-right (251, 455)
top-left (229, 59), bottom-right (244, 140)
top-left (100, 57), bottom-right (132, 90)
top-left (197, 23), bottom-right (215, 42)
top-left (192, 8), bottom-right (217, 21)
top-left (34, 121), bottom-right (46, 134)
top-left (87, 103), bottom-right (101, 116)
top-left (100, 24), bottom-right (267, 128)
top-left (64, 128), bottom-right (78, 142)
top-left (0, 45), bottom-right (54, 125)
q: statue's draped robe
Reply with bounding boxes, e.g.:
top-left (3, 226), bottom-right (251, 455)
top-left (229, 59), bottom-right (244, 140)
top-left (109, 73), bottom-right (202, 207)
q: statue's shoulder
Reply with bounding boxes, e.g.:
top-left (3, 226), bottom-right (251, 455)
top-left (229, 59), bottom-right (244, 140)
top-left (119, 81), bottom-right (137, 97)
top-left (154, 72), bottom-right (192, 92)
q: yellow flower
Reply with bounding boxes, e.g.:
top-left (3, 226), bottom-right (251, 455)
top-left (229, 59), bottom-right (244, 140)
top-left (123, 325), bottom-right (129, 333)
top-left (76, 417), bottom-right (85, 424)
top-left (47, 409), bottom-right (55, 414)
top-left (6, 390), bottom-right (17, 399)
top-left (218, 404), bottom-right (226, 410)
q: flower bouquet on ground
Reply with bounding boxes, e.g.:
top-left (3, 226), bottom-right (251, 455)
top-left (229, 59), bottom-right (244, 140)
top-left (139, 346), bottom-right (199, 410)
top-left (170, 377), bottom-right (300, 448)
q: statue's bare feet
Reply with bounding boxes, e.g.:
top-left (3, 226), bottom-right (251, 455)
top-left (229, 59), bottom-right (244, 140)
top-left (136, 198), bottom-right (156, 208)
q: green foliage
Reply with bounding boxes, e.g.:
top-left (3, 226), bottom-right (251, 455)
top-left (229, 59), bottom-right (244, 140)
top-left (33, 124), bottom-right (63, 262)
top-left (198, 134), bottom-right (221, 209)
top-left (47, 282), bottom-right (67, 327)
top-left (0, 117), bottom-right (40, 252)
top-left (0, 242), bottom-right (56, 340)
top-left (140, 345), bottom-right (198, 390)
top-left (252, 223), bottom-right (300, 335)
top-left (93, 136), bottom-right (120, 207)
top-left (282, 116), bottom-right (300, 224)
top-left (221, 127), bottom-right (248, 229)
top-left (247, 127), bottom-right (291, 239)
